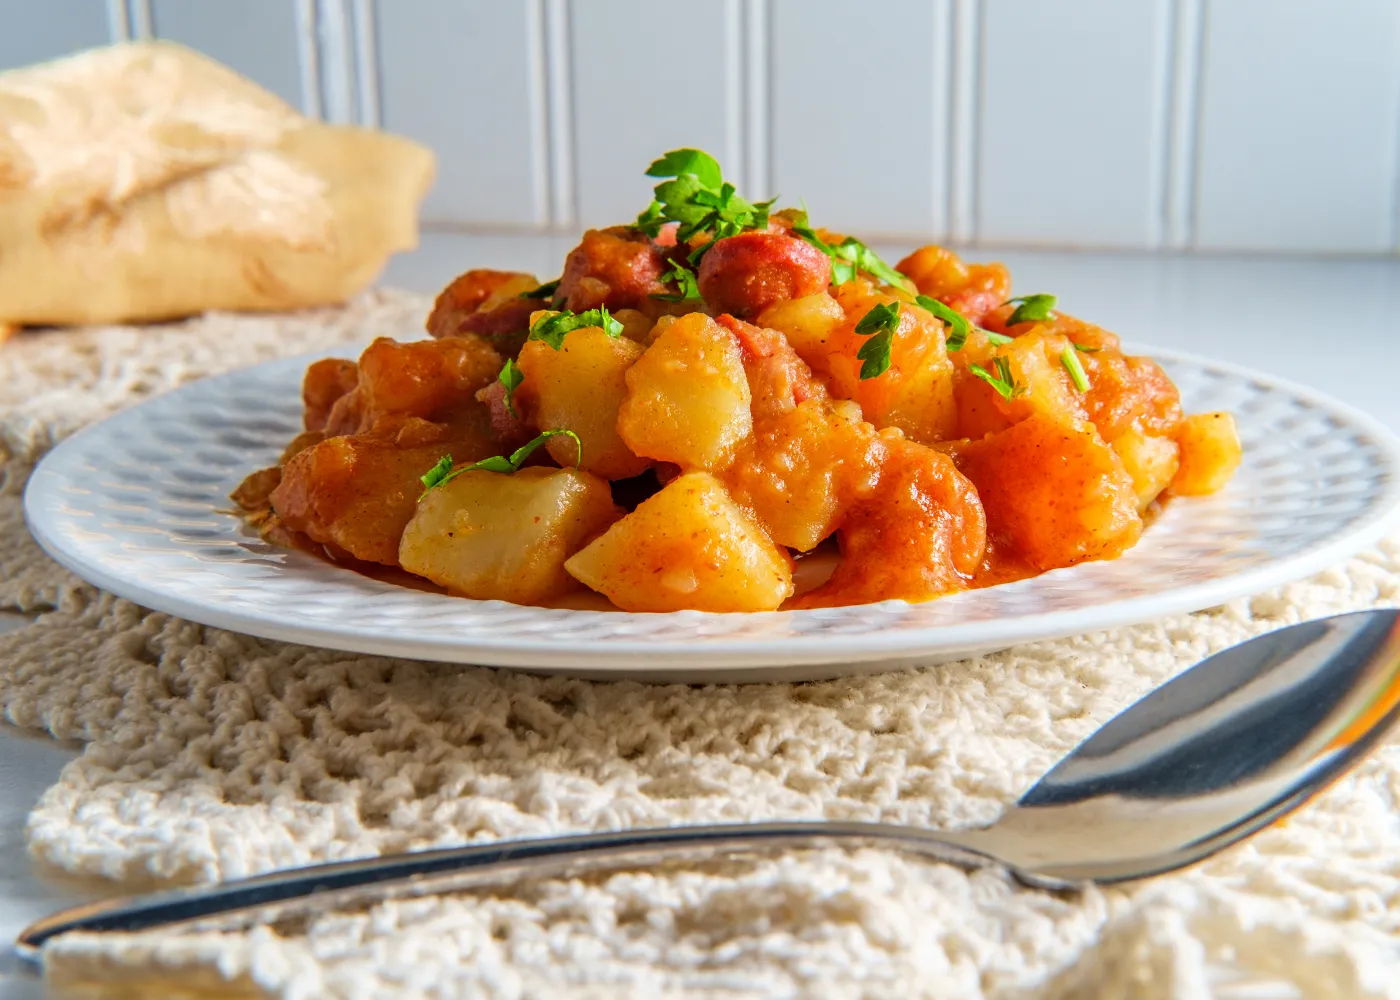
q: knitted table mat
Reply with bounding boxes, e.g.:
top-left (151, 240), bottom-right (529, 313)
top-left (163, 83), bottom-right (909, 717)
top-left (1, 295), bottom-right (1398, 999)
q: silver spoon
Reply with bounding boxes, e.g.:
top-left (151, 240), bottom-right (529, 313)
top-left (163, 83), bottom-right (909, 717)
top-left (17, 609), bottom-right (1400, 961)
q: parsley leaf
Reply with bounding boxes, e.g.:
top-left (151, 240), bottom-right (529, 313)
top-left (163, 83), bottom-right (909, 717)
top-left (528, 306), bottom-right (624, 349)
top-left (519, 278), bottom-right (560, 301)
top-left (645, 149), bottom-right (722, 190)
top-left (1059, 345), bottom-right (1090, 392)
top-left (635, 148), bottom-right (773, 257)
top-left (854, 302), bottom-right (900, 380)
top-left (968, 357), bottom-right (1025, 401)
top-left (855, 301), bottom-right (901, 336)
top-left (419, 455), bottom-right (454, 493)
top-left (1005, 293), bottom-right (1057, 326)
top-left (497, 358), bottom-right (524, 418)
top-left (417, 430), bottom-right (585, 499)
top-left (651, 259), bottom-right (703, 303)
top-left (789, 208), bottom-right (908, 289)
top-left (915, 295), bottom-right (970, 352)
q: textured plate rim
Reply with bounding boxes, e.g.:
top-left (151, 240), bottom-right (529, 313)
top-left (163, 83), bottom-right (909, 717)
top-left (23, 343), bottom-right (1400, 672)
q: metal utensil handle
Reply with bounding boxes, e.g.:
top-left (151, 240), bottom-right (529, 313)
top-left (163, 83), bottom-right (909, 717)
top-left (17, 821), bottom-right (997, 958)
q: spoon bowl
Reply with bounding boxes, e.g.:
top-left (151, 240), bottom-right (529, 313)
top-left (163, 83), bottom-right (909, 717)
top-left (18, 609), bottom-right (1400, 959)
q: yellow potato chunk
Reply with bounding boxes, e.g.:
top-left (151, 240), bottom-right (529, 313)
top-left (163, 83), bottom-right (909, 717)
top-left (756, 292), bottom-right (846, 365)
top-left (951, 412), bottom-right (1142, 571)
top-left (617, 313), bottom-right (753, 470)
top-left (565, 472), bottom-right (794, 612)
top-left (1112, 428), bottom-right (1180, 511)
top-left (1171, 412), bottom-right (1242, 496)
top-left (517, 328), bottom-right (651, 480)
top-left (724, 399), bottom-right (884, 551)
top-left (400, 467), bottom-right (622, 604)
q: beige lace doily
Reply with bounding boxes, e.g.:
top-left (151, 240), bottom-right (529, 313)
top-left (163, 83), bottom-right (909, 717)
top-left (2, 297), bottom-right (1398, 999)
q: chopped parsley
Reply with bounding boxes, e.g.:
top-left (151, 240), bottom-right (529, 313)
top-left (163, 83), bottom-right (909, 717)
top-left (854, 301), bottom-right (900, 380)
top-left (651, 259), bottom-right (703, 303)
top-left (915, 294), bottom-right (970, 351)
top-left (418, 430), bottom-right (584, 499)
top-left (519, 278), bottom-right (560, 301)
top-left (913, 294), bottom-right (1012, 350)
top-left (528, 306), bottom-right (624, 349)
top-left (634, 148), bottom-right (774, 263)
top-left (497, 358), bottom-right (524, 418)
top-left (968, 356), bottom-right (1024, 402)
top-left (789, 208), bottom-right (907, 289)
top-left (1060, 345), bottom-right (1090, 392)
top-left (1005, 293), bottom-right (1057, 326)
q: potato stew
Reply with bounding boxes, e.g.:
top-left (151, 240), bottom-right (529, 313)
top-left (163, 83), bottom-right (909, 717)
top-left (234, 149), bottom-right (1240, 613)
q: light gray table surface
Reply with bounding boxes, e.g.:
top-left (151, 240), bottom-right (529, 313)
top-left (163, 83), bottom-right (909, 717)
top-left (3, 239), bottom-right (1399, 995)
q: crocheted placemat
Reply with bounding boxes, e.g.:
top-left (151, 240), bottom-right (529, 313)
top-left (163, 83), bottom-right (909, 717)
top-left (2, 296), bottom-right (1398, 999)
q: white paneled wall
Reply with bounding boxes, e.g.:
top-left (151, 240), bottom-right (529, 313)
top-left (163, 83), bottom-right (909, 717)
top-left (376, 0), bottom-right (549, 227)
top-left (1194, 0), bottom-right (1400, 253)
top-left (3, 0), bottom-right (1399, 254)
top-left (571, 0), bottom-right (744, 228)
top-left (979, 0), bottom-right (1173, 248)
top-left (770, 0), bottom-right (950, 236)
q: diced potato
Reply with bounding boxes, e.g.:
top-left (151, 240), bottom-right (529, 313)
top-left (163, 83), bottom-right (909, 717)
top-left (327, 335), bottom-right (503, 437)
top-left (516, 328), bottom-right (651, 480)
top-left (954, 331), bottom-right (1086, 440)
top-left (1112, 429), bottom-right (1180, 511)
top-left (792, 437), bottom-right (986, 608)
top-left (724, 399), bottom-right (883, 551)
top-left (1171, 412), bottom-right (1242, 496)
top-left (950, 412), bottom-right (1142, 571)
top-left (477, 273), bottom-right (541, 313)
top-left (565, 472), bottom-right (793, 612)
top-left (612, 308), bottom-right (655, 344)
top-left (755, 291), bottom-right (847, 366)
top-left (822, 280), bottom-right (959, 445)
top-left (272, 433), bottom-right (484, 566)
top-left (616, 313), bottom-right (753, 470)
top-left (231, 466), bottom-right (281, 511)
top-left (400, 467), bottom-right (622, 604)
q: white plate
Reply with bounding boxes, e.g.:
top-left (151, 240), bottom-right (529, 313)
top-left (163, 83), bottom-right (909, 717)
top-left (23, 343), bottom-right (1400, 682)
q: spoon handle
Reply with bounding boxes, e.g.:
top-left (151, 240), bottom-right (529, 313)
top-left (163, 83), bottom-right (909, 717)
top-left (18, 822), bottom-right (1002, 957)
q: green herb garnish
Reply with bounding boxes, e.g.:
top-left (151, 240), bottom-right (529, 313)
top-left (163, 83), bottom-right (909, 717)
top-left (419, 455), bottom-right (455, 493)
top-left (651, 259), bottom-right (703, 303)
top-left (519, 278), bottom-right (560, 301)
top-left (854, 301), bottom-right (900, 380)
top-left (418, 430), bottom-right (584, 499)
top-left (1005, 293), bottom-right (1057, 326)
top-left (789, 208), bottom-right (907, 289)
top-left (497, 358), bottom-right (524, 418)
top-left (914, 294), bottom-right (970, 351)
top-left (984, 330), bottom-right (1014, 345)
top-left (528, 306), bottom-right (623, 349)
top-left (634, 148), bottom-right (774, 263)
top-left (968, 356), bottom-right (1024, 402)
top-left (1060, 345), bottom-right (1090, 392)
top-left (1073, 342), bottom-right (1100, 353)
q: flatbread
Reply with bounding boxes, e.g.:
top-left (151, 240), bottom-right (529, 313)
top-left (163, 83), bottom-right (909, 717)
top-left (0, 41), bottom-right (434, 327)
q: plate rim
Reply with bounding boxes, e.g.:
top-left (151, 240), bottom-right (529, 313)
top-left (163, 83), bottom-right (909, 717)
top-left (22, 342), bottom-right (1400, 672)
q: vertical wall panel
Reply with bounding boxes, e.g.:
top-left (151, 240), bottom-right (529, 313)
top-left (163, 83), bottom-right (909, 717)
top-left (978, 0), bottom-right (1171, 248)
top-left (570, 0), bottom-right (741, 228)
top-left (1194, 0), bottom-right (1400, 253)
top-left (0, 0), bottom-right (110, 72)
top-left (150, 0), bottom-right (306, 110)
top-left (376, 0), bottom-right (547, 227)
top-left (771, 0), bottom-right (948, 238)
